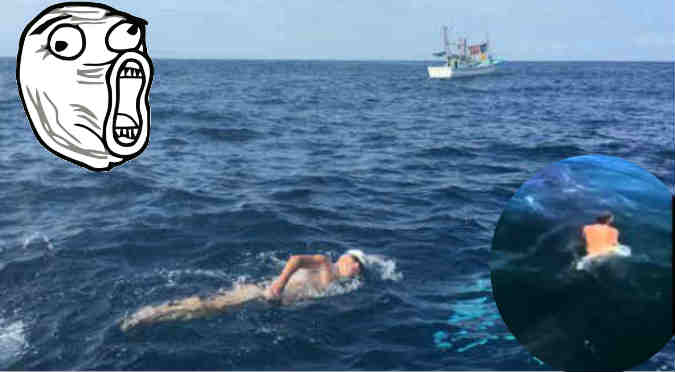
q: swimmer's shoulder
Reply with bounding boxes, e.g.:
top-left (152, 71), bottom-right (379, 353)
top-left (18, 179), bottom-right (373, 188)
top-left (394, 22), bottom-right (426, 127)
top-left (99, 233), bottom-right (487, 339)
top-left (312, 254), bottom-right (331, 266)
top-left (584, 224), bottom-right (606, 233)
top-left (582, 225), bottom-right (594, 237)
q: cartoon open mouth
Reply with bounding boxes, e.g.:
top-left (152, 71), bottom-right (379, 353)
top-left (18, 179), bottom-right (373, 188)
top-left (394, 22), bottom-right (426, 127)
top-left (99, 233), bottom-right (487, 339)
top-left (105, 51), bottom-right (152, 157)
top-left (114, 61), bottom-right (144, 144)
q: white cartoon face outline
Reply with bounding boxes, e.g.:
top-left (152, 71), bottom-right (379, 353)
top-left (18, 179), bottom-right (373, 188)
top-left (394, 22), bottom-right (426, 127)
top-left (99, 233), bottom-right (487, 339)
top-left (17, 2), bottom-right (154, 171)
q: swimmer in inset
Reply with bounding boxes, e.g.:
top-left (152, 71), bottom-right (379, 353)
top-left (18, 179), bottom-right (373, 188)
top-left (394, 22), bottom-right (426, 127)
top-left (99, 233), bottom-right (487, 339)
top-left (120, 250), bottom-right (366, 331)
top-left (17, 3), bottom-right (153, 171)
top-left (582, 212), bottom-right (620, 257)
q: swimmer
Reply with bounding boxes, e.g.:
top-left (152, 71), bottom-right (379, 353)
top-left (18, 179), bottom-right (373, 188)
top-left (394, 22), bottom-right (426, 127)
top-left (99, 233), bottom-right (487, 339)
top-left (120, 250), bottom-right (366, 331)
top-left (582, 212), bottom-right (620, 257)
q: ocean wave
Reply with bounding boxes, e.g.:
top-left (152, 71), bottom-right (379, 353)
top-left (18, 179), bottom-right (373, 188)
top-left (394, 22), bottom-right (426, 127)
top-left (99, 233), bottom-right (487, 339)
top-left (21, 232), bottom-right (54, 252)
top-left (155, 267), bottom-right (234, 287)
top-left (0, 318), bottom-right (28, 368)
top-left (269, 188), bottom-right (314, 201)
top-left (152, 106), bottom-right (248, 123)
top-left (188, 127), bottom-right (264, 142)
top-left (1, 59), bottom-right (672, 370)
top-left (414, 146), bottom-right (477, 159)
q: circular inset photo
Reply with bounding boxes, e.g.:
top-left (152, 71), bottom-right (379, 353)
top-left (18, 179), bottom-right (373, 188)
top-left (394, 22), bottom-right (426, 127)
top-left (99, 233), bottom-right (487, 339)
top-left (490, 155), bottom-right (672, 371)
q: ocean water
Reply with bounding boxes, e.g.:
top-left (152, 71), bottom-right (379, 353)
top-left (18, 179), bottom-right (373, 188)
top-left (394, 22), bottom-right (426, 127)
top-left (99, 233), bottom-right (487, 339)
top-left (0, 59), bottom-right (672, 370)
top-left (491, 155), bottom-right (672, 371)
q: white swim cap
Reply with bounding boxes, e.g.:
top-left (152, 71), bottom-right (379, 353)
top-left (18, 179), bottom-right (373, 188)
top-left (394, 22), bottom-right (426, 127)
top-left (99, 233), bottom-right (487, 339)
top-left (345, 249), bottom-right (367, 268)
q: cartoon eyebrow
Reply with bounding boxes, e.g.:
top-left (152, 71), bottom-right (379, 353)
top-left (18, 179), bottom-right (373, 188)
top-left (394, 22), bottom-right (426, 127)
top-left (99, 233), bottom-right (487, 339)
top-left (30, 15), bottom-right (71, 35)
top-left (104, 11), bottom-right (148, 26)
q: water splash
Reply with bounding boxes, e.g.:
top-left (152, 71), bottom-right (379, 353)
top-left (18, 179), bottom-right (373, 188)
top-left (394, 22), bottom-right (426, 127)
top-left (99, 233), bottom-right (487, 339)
top-left (524, 195), bottom-right (546, 215)
top-left (155, 267), bottom-right (233, 287)
top-left (280, 277), bottom-right (365, 304)
top-left (21, 232), bottom-right (54, 252)
top-left (0, 318), bottom-right (28, 368)
top-left (256, 251), bottom-right (287, 268)
top-left (575, 244), bottom-right (632, 271)
top-left (362, 253), bottom-right (403, 281)
top-left (324, 277), bottom-right (364, 296)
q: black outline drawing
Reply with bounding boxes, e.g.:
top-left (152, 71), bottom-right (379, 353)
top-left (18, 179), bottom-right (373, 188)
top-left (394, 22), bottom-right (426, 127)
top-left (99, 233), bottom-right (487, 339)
top-left (47, 24), bottom-right (86, 60)
top-left (105, 20), bottom-right (143, 52)
top-left (17, 2), bottom-right (154, 171)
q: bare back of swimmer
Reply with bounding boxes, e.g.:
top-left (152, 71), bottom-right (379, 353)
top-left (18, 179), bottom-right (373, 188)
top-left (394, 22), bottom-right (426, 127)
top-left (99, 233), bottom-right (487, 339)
top-left (582, 213), bottom-right (619, 257)
top-left (120, 251), bottom-right (366, 331)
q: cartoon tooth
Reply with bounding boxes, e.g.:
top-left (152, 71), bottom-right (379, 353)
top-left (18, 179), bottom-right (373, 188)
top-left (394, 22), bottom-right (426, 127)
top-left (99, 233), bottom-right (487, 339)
top-left (17, 2), bottom-right (154, 171)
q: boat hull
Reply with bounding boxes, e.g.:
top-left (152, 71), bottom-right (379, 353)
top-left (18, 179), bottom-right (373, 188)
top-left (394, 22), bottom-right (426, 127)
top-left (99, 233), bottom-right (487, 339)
top-left (427, 64), bottom-right (496, 79)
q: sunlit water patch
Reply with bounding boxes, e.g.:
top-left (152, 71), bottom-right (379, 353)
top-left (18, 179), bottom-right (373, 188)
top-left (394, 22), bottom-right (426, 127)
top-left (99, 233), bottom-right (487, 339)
top-left (0, 318), bottom-right (28, 368)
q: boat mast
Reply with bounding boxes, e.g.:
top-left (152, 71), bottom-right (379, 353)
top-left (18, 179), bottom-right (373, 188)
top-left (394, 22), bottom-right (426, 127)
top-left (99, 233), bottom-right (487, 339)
top-left (463, 38), bottom-right (467, 60)
top-left (442, 26), bottom-right (451, 64)
top-left (486, 32), bottom-right (490, 55)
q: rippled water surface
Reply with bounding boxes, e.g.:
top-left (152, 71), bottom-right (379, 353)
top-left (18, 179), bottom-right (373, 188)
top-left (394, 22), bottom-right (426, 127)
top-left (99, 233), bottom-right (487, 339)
top-left (0, 59), bottom-right (672, 370)
top-left (492, 155), bottom-right (672, 371)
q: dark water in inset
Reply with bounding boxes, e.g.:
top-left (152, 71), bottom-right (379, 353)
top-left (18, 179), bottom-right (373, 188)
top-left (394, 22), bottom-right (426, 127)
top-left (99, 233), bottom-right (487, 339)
top-left (0, 59), bottom-right (673, 370)
top-left (491, 155), bottom-right (672, 371)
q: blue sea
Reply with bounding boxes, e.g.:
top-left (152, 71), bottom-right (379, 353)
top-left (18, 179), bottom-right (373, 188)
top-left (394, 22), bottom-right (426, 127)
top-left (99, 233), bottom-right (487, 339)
top-left (491, 154), bottom-right (672, 371)
top-left (0, 59), bottom-right (673, 370)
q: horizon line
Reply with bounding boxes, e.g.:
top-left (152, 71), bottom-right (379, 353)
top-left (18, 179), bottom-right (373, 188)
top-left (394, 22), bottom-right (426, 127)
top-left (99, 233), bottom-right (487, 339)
top-left (1, 56), bottom-right (673, 63)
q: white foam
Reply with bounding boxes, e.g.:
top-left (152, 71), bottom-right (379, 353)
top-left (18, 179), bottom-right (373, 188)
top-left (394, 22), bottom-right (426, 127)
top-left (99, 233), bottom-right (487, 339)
top-left (575, 244), bottom-right (632, 271)
top-left (524, 195), bottom-right (546, 213)
top-left (324, 277), bottom-right (364, 296)
top-left (0, 318), bottom-right (28, 367)
top-left (21, 232), bottom-right (54, 251)
top-left (156, 268), bottom-right (232, 287)
top-left (256, 251), bottom-right (287, 268)
top-left (363, 254), bottom-right (403, 281)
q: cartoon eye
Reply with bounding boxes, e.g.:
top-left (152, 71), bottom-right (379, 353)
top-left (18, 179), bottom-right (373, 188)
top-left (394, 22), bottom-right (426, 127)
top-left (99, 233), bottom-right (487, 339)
top-left (107, 21), bottom-right (142, 51)
top-left (47, 24), bottom-right (85, 60)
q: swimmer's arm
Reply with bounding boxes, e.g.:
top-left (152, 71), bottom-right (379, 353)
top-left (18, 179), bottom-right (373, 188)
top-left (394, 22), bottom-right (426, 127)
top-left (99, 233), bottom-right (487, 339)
top-left (269, 255), bottom-right (331, 295)
top-left (278, 255), bottom-right (331, 284)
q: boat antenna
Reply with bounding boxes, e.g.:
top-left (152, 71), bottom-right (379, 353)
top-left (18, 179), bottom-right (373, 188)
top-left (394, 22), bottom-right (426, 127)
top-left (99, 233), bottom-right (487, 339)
top-left (443, 26), bottom-right (451, 58)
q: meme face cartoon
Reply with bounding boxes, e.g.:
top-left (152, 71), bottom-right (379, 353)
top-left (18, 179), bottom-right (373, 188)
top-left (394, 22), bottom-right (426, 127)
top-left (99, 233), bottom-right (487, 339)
top-left (17, 3), bottom-right (153, 171)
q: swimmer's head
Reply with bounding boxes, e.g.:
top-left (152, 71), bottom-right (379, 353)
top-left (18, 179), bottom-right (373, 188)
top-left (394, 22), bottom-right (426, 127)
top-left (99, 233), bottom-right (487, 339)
top-left (336, 249), bottom-right (366, 278)
top-left (596, 212), bottom-right (614, 225)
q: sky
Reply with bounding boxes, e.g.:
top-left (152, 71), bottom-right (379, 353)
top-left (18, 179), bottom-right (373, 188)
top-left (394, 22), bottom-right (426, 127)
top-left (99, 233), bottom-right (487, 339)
top-left (2, 0), bottom-right (674, 61)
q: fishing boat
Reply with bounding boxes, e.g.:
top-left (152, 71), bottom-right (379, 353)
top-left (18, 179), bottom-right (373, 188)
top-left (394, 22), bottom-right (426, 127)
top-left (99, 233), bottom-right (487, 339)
top-left (427, 26), bottom-right (502, 79)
